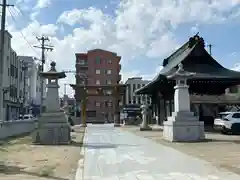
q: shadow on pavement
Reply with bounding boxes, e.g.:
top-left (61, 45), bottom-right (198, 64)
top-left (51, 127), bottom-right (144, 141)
top-left (0, 164), bottom-right (68, 180)
top-left (82, 143), bottom-right (140, 149)
top-left (205, 138), bottom-right (240, 144)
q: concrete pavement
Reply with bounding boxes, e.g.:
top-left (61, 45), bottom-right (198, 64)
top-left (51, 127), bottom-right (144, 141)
top-left (76, 124), bottom-right (240, 179)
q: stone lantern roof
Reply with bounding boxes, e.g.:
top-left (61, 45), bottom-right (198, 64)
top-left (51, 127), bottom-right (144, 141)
top-left (40, 61), bottom-right (66, 79)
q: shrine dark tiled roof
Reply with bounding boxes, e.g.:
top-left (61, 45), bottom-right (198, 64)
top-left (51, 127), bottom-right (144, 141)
top-left (135, 34), bottom-right (240, 95)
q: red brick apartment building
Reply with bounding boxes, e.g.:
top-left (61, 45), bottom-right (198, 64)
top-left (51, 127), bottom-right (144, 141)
top-left (75, 49), bottom-right (121, 121)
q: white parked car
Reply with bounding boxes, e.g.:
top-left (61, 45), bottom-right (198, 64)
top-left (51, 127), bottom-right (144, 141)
top-left (20, 114), bottom-right (35, 120)
top-left (214, 112), bottom-right (240, 134)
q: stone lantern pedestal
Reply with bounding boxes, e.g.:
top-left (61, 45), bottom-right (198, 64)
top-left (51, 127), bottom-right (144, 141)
top-left (163, 63), bottom-right (205, 142)
top-left (33, 62), bottom-right (71, 145)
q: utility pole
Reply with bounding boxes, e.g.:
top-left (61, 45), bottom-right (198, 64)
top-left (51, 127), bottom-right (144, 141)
top-left (207, 44), bottom-right (213, 55)
top-left (64, 84), bottom-right (67, 95)
top-left (0, 0), bottom-right (14, 121)
top-left (34, 36), bottom-right (53, 115)
top-left (22, 62), bottom-right (28, 117)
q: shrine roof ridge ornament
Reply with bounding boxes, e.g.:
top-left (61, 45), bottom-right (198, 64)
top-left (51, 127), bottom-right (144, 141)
top-left (162, 32), bottom-right (204, 67)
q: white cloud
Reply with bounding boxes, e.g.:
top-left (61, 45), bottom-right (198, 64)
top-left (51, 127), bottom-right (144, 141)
top-left (146, 32), bottom-right (179, 58)
top-left (232, 63), bottom-right (240, 71)
top-left (30, 11), bottom-right (39, 21)
top-left (34, 0), bottom-right (52, 9)
top-left (6, 0), bottom-right (240, 97)
top-left (190, 24), bottom-right (199, 35)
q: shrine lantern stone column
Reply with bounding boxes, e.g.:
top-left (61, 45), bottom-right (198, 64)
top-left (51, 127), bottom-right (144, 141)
top-left (33, 61), bottom-right (71, 145)
top-left (163, 63), bottom-right (205, 142)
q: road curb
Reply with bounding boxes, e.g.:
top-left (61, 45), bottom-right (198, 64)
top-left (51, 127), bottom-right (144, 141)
top-left (75, 127), bottom-right (86, 180)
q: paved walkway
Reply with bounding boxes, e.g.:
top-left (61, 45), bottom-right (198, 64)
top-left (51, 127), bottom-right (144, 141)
top-left (78, 124), bottom-right (240, 180)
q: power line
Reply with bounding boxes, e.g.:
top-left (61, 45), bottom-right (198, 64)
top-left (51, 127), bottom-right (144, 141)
top-left (11, 5), bottom-right (39, 37)
top-left (7, 7), bottom-right (39, 57)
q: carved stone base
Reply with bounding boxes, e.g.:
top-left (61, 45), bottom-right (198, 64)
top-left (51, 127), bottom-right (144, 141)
top-left (152, 125), bottom-right (163, 131)
top-left (140, 126), bottom-right (152, 131)
top-left (163, 116), bottom-right (205, 142)
top-left (81, 123), bottom-right (87, 127)
top-left (114, 113), bottom-right (120, 127)
top-left (33, 112), bottom-right (71, 145)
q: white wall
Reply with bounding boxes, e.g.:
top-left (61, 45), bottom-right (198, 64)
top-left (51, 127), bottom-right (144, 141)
top-left (0, 119), bottom-right (36, 139)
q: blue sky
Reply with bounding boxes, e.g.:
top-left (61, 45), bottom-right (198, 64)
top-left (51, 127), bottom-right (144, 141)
top-left (6, 0), bottom-right (240, 96)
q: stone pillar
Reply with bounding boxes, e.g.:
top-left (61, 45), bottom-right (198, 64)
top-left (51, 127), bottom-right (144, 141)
top-left (114, 98), bottom-right (121, 127)
top-left (114, 113), bottom-right (120, 127)
top-left (159, 100), bottom-right (165, 125)
top-left (140, 104), bottom-right (152, 131)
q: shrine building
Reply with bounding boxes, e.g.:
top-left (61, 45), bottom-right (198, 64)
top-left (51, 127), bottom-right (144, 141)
top-left (135, 34), bottom-right (240, 126)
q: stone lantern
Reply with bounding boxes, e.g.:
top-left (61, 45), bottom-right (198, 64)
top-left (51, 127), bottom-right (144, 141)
top-left (140, 103), bottom-right (152, 131)
top-left (33, 61), bottom-right (71, 145)
top-left (163, 63), bottom-right (205, 142)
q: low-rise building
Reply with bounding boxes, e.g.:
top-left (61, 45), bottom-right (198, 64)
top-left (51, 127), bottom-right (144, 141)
top-left (18, 56), bottom-right (46, 116)
top-left (1, 31), bottom-right (23, 120)
top-left (124, 77), bottom-right (151, 105)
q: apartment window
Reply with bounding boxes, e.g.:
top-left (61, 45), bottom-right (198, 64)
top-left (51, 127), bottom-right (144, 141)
top-left (108, 101), bottom-right (112, 107)
top-left (95, 69), bottom-right (100, 74)
top-left (107, 59), bottom-right (112, 64)
top-left (106, 101), bottom-right (112, 107)
top-left (8, 39), bottom-right (10, 49)
top-left (95, 102), bottom-right (101, 107)
top-left (96, 80), bottom-right (100, 85)
top-left (95, 57), bottom-right (101, 64)
top-left (15, 67), bottom-right (18, 78)
top-left (106, 80), bottom-right (111, 85)
top-left (105, 90), bottom-right (112, 95)
top-left (10, 64), bottom-right (14, 77)
top-left (106, 69), bottom-right (112, 74)
top-left (78, 59), bottom-right (86, 65)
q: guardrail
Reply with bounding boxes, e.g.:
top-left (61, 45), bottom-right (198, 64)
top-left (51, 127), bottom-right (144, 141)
top-left (0, 119), bottom-right (37, 139)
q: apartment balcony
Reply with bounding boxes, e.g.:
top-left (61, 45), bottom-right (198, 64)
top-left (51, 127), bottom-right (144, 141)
top-left (76, 62), bottom-right (88, 70)
top-left (76, 72), bottom-right (88, 78)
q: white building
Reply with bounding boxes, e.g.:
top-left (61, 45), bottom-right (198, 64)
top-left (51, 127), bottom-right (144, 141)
top-left (125, 77), bottom-right (151, 105)
top-left (18, 56), bottom-right (46, 114)
top-left (1, 31), bottom-right (24, 120)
